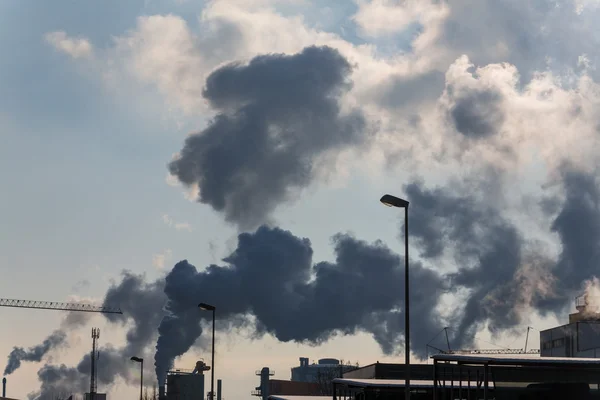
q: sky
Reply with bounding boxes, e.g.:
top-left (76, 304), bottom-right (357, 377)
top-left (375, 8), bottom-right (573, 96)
top-left (3, 0), bottom-right (600, 398)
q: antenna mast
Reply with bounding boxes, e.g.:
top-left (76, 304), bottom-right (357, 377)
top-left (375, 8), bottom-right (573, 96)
top-left (90, 328), bottom-right (100, 399)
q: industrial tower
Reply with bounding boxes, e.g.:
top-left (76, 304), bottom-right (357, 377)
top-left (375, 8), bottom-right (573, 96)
top-left (90, 328), bottom-right (100, 399)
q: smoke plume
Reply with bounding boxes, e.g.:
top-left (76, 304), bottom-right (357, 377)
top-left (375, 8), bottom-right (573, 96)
top-left (31, 170), bottom-right (600, 393)
top-left (29, 346), bottom-right (135, 400)
top-left (4, 330), bottom-right (66, 376)
top-left (153, 226), bottom-right (447, 385)
top-left (168, 45), bottom-right (367, 230)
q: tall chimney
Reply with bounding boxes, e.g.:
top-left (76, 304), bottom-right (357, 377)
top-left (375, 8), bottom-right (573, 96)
top-left (159, 384), bottom-right (166, 400)
top-left (2, 377), bottom-right (6, 397)
top-left (217, 379), bottom-right (222, 400)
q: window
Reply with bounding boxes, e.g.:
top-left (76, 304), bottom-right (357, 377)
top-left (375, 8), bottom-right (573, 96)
top-left (552, 338), bottom-right (565, 348)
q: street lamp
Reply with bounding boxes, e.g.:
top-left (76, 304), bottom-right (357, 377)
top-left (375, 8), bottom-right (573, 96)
top-left (130, 356), bottom-right (143, 400)
top-left (199, 302), bottom-right (216, 400)
top-left (380, 194), bottom-right (411, 400)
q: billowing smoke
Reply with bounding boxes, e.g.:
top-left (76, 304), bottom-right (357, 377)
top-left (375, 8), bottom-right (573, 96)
top-left (30, 171), bottom-right (600, 394)
top-left (404, 179), bottom-right (555, 345)
top-left (168, 45), bottom-right (367, 230)
top-left (152, 226), bottom-right (446, 385)
top-left (28, 273), bottom-right (166, 399)
top-left (29, 346), bottom-right (134, 400)
top-left (4, 330), bottom-right (66, 376)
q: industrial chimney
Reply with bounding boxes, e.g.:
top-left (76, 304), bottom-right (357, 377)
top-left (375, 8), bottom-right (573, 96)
top-left (217, 379), bottom-right (222, 400)
top-left (159, 384), bottom-right (166, 400)
top-left (2, 377), bottom-right (6, 397)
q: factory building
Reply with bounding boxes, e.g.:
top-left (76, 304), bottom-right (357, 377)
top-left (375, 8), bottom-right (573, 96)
top-left (84, 394), bottom-right (107, 400)
top-left (291, 358), bottom-right (356, 383)
top-left (166, 371), bottom-right (205, 400)
top-left (540, 295), bottom-right (600, 357)
top-left (159, 360), bottom-right (214, 400)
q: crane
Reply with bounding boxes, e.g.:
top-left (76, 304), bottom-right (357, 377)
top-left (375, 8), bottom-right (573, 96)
top-left (0, 298), bottom-right (122, 314)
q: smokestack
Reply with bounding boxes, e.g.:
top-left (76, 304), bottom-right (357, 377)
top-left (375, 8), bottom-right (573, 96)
top-left (217, 379), bottom-right (222, 400)
top-left (2, 377), bottom-right (5, 397)
top-left (159, 384), bottom-right (166, 400)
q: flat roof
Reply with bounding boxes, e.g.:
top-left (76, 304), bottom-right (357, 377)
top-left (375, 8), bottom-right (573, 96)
top-left (333, 378), bottom-right (435, 388)
top-left (432, 354), bottom-right (600, 366)
top-left (267, 396), bottom-right (330, 400)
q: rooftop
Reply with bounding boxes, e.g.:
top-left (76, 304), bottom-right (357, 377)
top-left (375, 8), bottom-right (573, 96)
top-left (432, 354), bottom-right (600, 367)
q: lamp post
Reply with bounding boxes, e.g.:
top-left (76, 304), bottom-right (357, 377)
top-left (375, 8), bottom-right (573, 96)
top-left (380, 194), bottom-right (410, 400)
top-left (199, 303), bottom-right (216, 400)
top-left (130, 356), bottom-right (143, 400)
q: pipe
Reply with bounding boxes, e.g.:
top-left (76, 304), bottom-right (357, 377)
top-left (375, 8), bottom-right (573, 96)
top-left (217, 379), bottom-right (222, 400)
top-left (2, 377), bottom-right (5, 397)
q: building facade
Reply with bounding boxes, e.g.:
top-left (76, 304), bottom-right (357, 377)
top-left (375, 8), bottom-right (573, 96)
top-left (290, 358), bottom-right (356, 383)
top-left (540, 295), bottom-right (600, 357)
top-left (166, 370), bottom-right (205, 400)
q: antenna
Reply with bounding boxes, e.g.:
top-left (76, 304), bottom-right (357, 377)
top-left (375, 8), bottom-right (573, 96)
top-left (90, 328), bottom-right (100, 398)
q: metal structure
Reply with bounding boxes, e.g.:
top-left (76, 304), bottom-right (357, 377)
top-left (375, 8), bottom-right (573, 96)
top-left (442, 348), bottom-right (541, 355)
top-left (0, 298), bottom-right (122, 314)
top-left (380, 193), bottom-right (411, 400)
top-left (90, 328), bottom-right (100, 399)
top-left (199, 302), bottom-right (216, 400)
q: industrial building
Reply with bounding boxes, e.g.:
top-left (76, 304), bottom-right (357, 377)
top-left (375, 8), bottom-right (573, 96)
top-left (84, 394), bottom-right (107, 400)
top-left (540, 295), bottom-right (600, 357)
top-left (332, 354), bottom-right (600, 399)
top-left (253, 367), bottom-right (323, 400)
top-left (159, 360), bottom-right (219, 400)
top-left (291, 358), bottom-right (356, 383)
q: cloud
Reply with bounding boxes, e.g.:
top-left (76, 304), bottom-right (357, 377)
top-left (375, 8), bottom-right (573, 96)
top-left (44, 31), bottom-right (93, 59)
top-left (153, 249), bottom-right (173, 270)
top-left (167, 45), bottom-right (367, 230)
top-left (162, 214), bottom-right (192, 231)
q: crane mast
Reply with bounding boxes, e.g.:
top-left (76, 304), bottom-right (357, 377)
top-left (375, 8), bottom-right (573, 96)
top-left (0, 298), bottom-right (122, 314)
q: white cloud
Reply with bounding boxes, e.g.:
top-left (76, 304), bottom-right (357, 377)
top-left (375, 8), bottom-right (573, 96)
top-left (44, 31), bottom-right (93, 59)
top-left (152, 249), bottom-right (173, 270)
top-left (162, 213), bottom-right (193, 231)
top-left (352, 0), bottom-right (448, 38)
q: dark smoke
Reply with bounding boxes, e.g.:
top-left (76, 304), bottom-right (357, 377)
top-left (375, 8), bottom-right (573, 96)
top-left (29, 346), bottom-right (135, 400)
top-left (537, 168), bottom-right (600, 313)
top-left (404, 180), bottom-right (554, 346)
top-left (153, 226), bottom-right (447, 385)
top-left (4, 330), bottom-right (66, 375)
top-left (31, 174), bottom-right (600, 393)
top-left (103, 271), bottom-right (166, 355)
top-left (168, 45), bottom-right (367, 230)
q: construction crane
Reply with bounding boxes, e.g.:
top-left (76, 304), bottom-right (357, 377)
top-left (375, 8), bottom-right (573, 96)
top-left (0, 298), bottom-right (122, 314)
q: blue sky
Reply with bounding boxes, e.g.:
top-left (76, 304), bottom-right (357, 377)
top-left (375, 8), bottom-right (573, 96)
top-left (3, 0), bottom-right (600, 399)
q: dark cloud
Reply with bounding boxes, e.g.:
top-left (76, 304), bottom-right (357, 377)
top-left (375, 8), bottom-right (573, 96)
top-left (4, 331), bottom-right (66, 376)
top-left (448, 88), bottom-right (505, 138)
top-left (168, 45), bottom-right (367, 230)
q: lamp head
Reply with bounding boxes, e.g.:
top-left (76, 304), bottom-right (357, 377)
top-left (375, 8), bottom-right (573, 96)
top-left (380, 194), bottom-right (409, 208)
top-left (198, 302), bottom-right (216, 311)
top-left (130, 356), bottom-right (143, 363)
